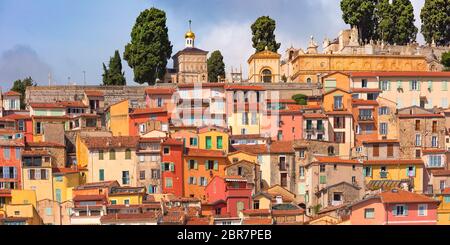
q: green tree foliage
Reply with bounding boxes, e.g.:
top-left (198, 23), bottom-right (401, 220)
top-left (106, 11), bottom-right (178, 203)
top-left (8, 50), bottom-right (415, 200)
top-left (102, 50), bottom-right (126, 86)
top-left (420, 0), bottom-right (450, 46)
top-left (11, 77), bottom-right (36, 109)
top-left (375, 0), bottom-right (395, 42)
top-left (207, 50), bottom-right (226, 83)
top-left (340, 0), bottom-right (377, 42)
top-left (124, 8), bottom-right (172, 85)
top-left (292, 94), bottom-right (308, 105)
top-left (251, 16), bottom-right (281, 53)
top-left (391, 0), bottom-right (418, 45)
top-left (442, 51), bottom-right (450, 70)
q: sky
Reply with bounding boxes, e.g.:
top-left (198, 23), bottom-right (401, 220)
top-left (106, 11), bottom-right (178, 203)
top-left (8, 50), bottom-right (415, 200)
top-left (0, 0), bottom-right (425, 90)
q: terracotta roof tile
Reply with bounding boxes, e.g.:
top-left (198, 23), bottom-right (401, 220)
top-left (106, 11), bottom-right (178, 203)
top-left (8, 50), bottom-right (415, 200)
top-left (325, 110), bottom-right (353, 115)
top-left (350, 88), bottom-right (382, 93)
top-left (52, 168), bottom-right (80, 174)
top-left (2, 114), bottom-right (31, 120)
top-left (225, 85), bottom-right (265, 91)
top-left (84, 90), bottom-right (104, 97)
top-left (271, 209), bottom-right (304, 216)
top-left (27, 141), bottom-right (65, 148)
top-left (145, 88), bottom-right (175, 95)
top-left (0, 139), bottom-right (24, 147)
top-left (379, 189), bottom-right (439, 204)
top-left (185, 148), bottom-right (226, 157)
top-left (242, 218), bottom-right (273, 225)
top-left (442, 188), bottom-right (450, 195)
top-left (3, 91), bottom-right (21, 96)
top-left (178, 83), bottom-right (224, 88)
top-left (362, 139), bottom-right (400, 144)
top-left (431, 170), bottom-right (450, 177)
top-left (314, 156), bottom-right (359, 164)
top-left (242, 209), bottom-right (271, 215)
top-left (22, 150), bottom-right (50, 156)
top-left (83, 136), bottom-right (139, 149)
top-left (303, 113), bottom-right (328, 119)
top-left (57, 101), bottom-right (88, 108)
top-left (130, 107), bottom-right (167, 116)
top-left (73, 195), bottom-right (106, 202)
top-left (422, 148), bottom-right (446, 154)
top-left (29, 103), bottom-right (65, 109)
top-left (100, 212), bottom-right (159, 223)
top-left (161, 138), bottom-right (184, 146)
top-left (186, 217), bottom-right (211, 225)
top-left (352, 99), bottom-right (379, 106)
top-left (398, 114), bottom-right (444, 118)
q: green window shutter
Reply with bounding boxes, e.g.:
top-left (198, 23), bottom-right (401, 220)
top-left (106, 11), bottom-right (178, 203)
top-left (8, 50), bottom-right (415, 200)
top-left (392, 206), bottom-right (397, 216)
top-left (428, 81), bottom-right (432, 91)
top-left (369, 167), bottom-right (372, 177)
top-left (193, 138), bottom-right (197, 146)
top-left (206, 136), bottom-right (212, 149)
top-left (205, 160), bottom-right (209, 170)
top-left (99, 169), bottom-right (104, 181)
top-left (320, 175), bottom-right (327, 184)
top-left (363, 167), bottom-right (367, 176)
top-left (417, 81), bottom-right (421, 90)
top-left (412, 166), bottom-right (416, 177)
top-left (409, 81), bottom-right (413, 91)
top-left (214, 160), bottom-right (219, 171)
top-left (404, 205), bottom-right (408, 216)
top-left (387, 81), bottom-right (391, 90)
top-left (442, 81), bottom-right (448, 91)
top-left (194, 160), bottom-right (198, 170)
top-left (406, 166), bottom-right (410, 177)
top-left (161, 163), bottom-right (165, 172)
top-left (170, 163), bottom-right (175, 172)
top-left (397, 81), bottom-right (402, 89)
top-left (217, 136), bottom-right (223, 149)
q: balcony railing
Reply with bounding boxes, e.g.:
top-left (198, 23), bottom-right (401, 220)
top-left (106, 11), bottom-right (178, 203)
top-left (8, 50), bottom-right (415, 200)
top-left (359, 115), bottom-right (374, 121)
top-left (380, 172), bottom-right (388, 178)
top-left (333, 104), bottom-right (344, 111)
top-left (279, 163), bottom-right (288, 171)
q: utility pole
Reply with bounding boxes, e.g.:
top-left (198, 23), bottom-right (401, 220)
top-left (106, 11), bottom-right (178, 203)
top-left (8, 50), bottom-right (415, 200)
top-left (83, 71), bottom-right (86, 85)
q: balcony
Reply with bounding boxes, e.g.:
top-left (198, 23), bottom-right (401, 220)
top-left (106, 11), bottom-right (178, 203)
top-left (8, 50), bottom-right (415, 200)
top-left (331, 200), bottom-right (343, 206)
top-left (359, 115), bottom-right (374, 121)
top-left (279, 163), bottom-right (288, 171)
top-left (333, 104), bottom-right (344, 111)
top-left (380, 172), bottom-right (388, 179)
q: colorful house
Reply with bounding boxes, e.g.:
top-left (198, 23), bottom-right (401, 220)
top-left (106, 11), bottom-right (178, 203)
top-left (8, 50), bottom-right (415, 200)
top-left (161, 138), bottom-right (184, 197)
top-left (2, 114), bottom-right (33, 143)
top-left (2, 91), bottom-right (21, 111)
top-left (183, 148), bottom-right (227, 201)
top-left (22, 149), bottom-right (54, 201)
top-left (81, 136), bottom-right (139, 186)
top-left (197, 126), bottom-right (229, 153)
top-left (170, 126), bottom-right (199, 148)
top-left (0, 139), bottom-right (24, 193)
top-left (128, 107), bottom-right (169, 136)
top-left (108, 186), bottom-right (146, 205)
top-left (204, 176), bottom-right (253, 217)
top-left (52, 168), bottom-right (81, 203)
top-left (106, 100), bottom-right (130, 136)
top-left (349, 189), bottom-right (439, 225)
top-left (28, 103), bottom-right (69, 142)
top-left (436, 188), bottom-right (450, 225)
top-left (262, 100), bottom-right (303, 141)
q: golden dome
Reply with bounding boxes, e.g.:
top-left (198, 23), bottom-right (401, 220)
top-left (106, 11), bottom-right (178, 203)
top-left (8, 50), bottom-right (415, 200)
top-left (185, 31), bottom-right (195, 39)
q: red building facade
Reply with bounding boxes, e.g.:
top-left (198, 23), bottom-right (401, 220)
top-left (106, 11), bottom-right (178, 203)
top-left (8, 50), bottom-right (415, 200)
top-left (161, 138), bottom-right (184, 196)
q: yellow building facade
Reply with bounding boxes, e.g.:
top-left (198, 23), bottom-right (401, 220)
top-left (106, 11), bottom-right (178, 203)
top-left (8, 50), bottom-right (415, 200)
top-left (107, 100), bottom-right (130, 136)
top-left (53, 170), bottom-right (81, 203)
top-left (198, 128), bottom-right (229, 153)
top-left (248, 49), bottom-right (281, 83)
top-left (436, 192), bottom-right (450, 225)
top-left (227, 151), bottom-right (257, 165)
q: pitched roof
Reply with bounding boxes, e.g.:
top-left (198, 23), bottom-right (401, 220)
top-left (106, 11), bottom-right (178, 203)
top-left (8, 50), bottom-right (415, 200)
top-left (0, 139), bottom-right (24, 147)
top-left (303, 113), bottom-right (328, 119)
top-left (73, 195), bottom-right (106, 202)
top-left (186, 217), bottom-right (211, 225)
top-left (26, 141), bottom-right (65, 148)
top-left (363, 159), bottom-right (424, 165)
top-left (431, 170), bottom-right (450, 177)
top-left (129, 107), bottom-right (167, 116)
top-left (2, 114), bottom-right (31, 120)
top-left (352, 99), bottom-right (379, 106)
top-left (3, 91), bottom-right (21, 96)
top-left (350, 88), bottom-right (382, 93)
top-left (22, 150), bottom-right (50, 156)
top-left (57, 101), bottom-right (88, 108)
top-left (242, 209), bottom-right (271, 216)
top-left (29, 103), bottom-right (65, 109)
top-left (271, 209), bottom-right (304, 216)
top-left (422, 148), bottom-right (446, 154)
top-left (185, 148), bottom-right (226, 157)
top-left (83, 136), bottom-right (139, 149)
top-left (145, 88), bottom-right (175, 95)
top-left (100, 212), bottom-right (159, 223)
top-left (398, 113), bottom-right (444, 118)
top-left (242, 218), bottom-right (273, 225)
top-left (225, 85), bottom-right (265, 91)
top-left (313, 156), bottom-right (359, 164)
top-left (379, 189), bottom-right (438, 204)
top-left (161, 138), bottom-right (184, 146)
top-left (362, 139), bottom-right (400, 144)
top-left (248, 49), bottom-right (281, 63)
top-left (52, 168), bottom-right (80, 174)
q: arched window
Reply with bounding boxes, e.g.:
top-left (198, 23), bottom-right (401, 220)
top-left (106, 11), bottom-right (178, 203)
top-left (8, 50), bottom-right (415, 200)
top-left (327, 146), bottom-right (335, 156)
top-left (261, 69), bottom-right (272, 83)
top-left (125, 149), bottom-right (131, 160)
top-left (109, 149), bottom-right (116, 160)
top-left (307, 77), bottom-right (312, 85)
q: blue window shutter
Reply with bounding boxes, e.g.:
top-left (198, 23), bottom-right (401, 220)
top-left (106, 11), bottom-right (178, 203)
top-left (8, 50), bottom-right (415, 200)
top-left (363, 167), bottom-right (367, 176)
top-left (392, 206), bottom-right (397, 216)
top-left (161, 163), bottom-right (165, 172)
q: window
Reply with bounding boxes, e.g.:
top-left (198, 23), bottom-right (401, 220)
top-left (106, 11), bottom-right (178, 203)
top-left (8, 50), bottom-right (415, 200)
top-left (442, 81), bottom-right (448, 91)
top-left (122, 171), bottom-right (130, 185)
top-left (261, 69), bottom-right (272, 83)
top-left (205, 136), bottom-right (212, 149)
top-left (372, 144), bottom-right (379, 157)
top-left (379, 123), bottom-right (388, 135)
top-left (441, 98), bottom-right (448, 108)
top-left (162, 162), bottom-right (174, 172)
top-left (393, 205), bottom-right (408, 216)
top-left (334, 96), bottom-right (343, 110)
top-left (299, 167), bottom-right (305, 178)
top-left (35, 122), bottom-right (42, 134)
top-left (334, 132), bottom-right (345, 143)
top-left (444, 196), bottom-right (450, 203)
top-left (124, 149), bottom-right (132, 160)
top-left (139, 171), bottom-right (145, 180)
top-left (124, 199), bottom-right (130, 205)
top-left (317, 120), bottom-right (324, 131)
top-left (319, 164), bottom-right (326, 173)
top-left (189, 137), bottom-right (198, 146)
top-left (109, 149), bottom-right (116, 160)
top-left (45, 207), bottom-right (53, 216)
top-left (306, 120), bottom-right (312, 130)
top-left (407, 166), bottom-right (416, 177)
top-left (139, 155), bottom-right (145, 163)
top-left (327, 146), bottom-right (335, 156)
top-left (387, 144), bottom-right (394, 157)
top-left (163, 147), bottom-right (170, 155)
top-left (333, 164), bottom-right (337, 170)
top-left (299, 150), bottom-right (305, 158)
top-left (415, 134), bottom-right (422, 146)
top-left (3, 148), bottom-right (10, 160)
top-left (253, 200), bottom-right (260, 209)
top-left (55, 176), bottom-right (63, 182)
top-left (277, 130), bottom-right (283, 141)
top-left (410, 80), bottom-right (419, 91)
top-left (363, 166), bottom-right (372, 177)
top-left (110, 200), bottom-right (117, 205)
top-left (334, 116), bottom-right (345, 129)
top-left (40, 169), bottom-right (48, 180)
top-left (151, 169), bottom-right (160, 179)
top-left (379, 107), bottom-right (389, 115)
top-left (188, 176), bottom-right (196, 185)
top-left (217, 136), bottom-right (223, 149)
top-left (418, 204), bottom-right (427, 216)
top-left (98, 150), bottom-right (104, 160)
top-left (428, 155), bottom-right (442, 167)
top-left (380, 80), bottom-right (390, 91)
top-left (415, 120), bottom-right (421, 131)
top-left (364, 208), bottom-right (375, 219)
top-left (319, 175), bottom-right (327, 184)
top-left (236, 201), bottom-right (245, 215)
top-left (157, 98), bottom-right (163, 107)
top-left (416, 149), bottom-right (421, 159)
top-left (55, 189), bottom-right (62, 203)
top-left (165, 177), bottom-right (173, 188)
top-left (189, 159), bottom-right (198, 170)
top-left (432, 136), bottom-right (438, 148)
top-left (200, 177), bottom-right (208, 186)
top-left (18, 120), bottom-right (25, 131)
top-left (361, 79), bottom-right (368, 88)
top-left (205, 160), bottom-right (218, 171)
top-left (99, 169), bottom-right (105, 181)
top-left (432, 121), bottom-right (438, 133)
top-left (242, 112), bottom-right (249, 125)
top-left (251, 112), bottom-right (257, 125)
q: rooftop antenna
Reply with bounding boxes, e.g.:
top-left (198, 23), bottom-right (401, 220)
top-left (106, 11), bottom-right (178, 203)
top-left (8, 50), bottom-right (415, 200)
top-left (48, 72), bottom-right (52, 86)
top-left (189, 19), bottom-right (192, 31)
top-left (67, 76), bottom-right (71, 85)
top-left (83, 71), bottom-right (86, 85)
